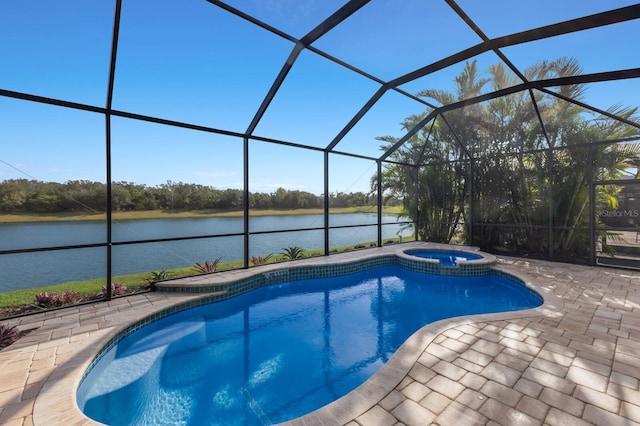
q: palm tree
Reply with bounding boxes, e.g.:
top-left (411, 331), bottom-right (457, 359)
top-left (379, 57), bottom-right (640, 260)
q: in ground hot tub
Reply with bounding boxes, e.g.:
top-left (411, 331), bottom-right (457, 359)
top-left (401, 246), bottom-right (496, 271)
top-left (404, 249), bottom-right (482, 266)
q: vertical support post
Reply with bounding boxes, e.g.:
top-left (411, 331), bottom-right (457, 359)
top-left (588, 146), bottom-right (596, 266)
top-left (468, 158), bottom-right (475, 246)
top-left (105, 116), bottom-right (112, 301)
top-left (413, 165), bottom-right (419, 241)
top-left (377, 160), bottom-right (383, 248)
top-left (104, 0), bottom-right (122, 301)
top-left (548, 148), bottom-right (554, 260)
top-left (324, 151), bottom-right (330, 255)
top-left (243, 137), bottom-right (250, 268)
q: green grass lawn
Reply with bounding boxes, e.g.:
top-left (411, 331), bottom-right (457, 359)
top-left (0, 239), bottom-right (406, 309)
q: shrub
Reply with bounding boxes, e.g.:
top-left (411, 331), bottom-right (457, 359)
top-left (146, 270), bottom-right (171, 283)
top-left (192, 256), bottom-right (222, 273)
top-left (102, 282), bottom-right (128, 297)
top-left (250, 254), bottom-right (272, 266)
top-left (280, 246), bottom-right (305, 260)
top-left (0, 323), bottom-right (19, 346)
top-left (59, 291), bottom-right (79, 304)
top-left (34, 291), bottom-right (79, 308)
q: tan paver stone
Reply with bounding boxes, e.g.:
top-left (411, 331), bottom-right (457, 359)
top-left (356, 405), bottom-right (397, 426)
top-left (538, 332), bottom-right (571, 347)
top-left (506, 323), bottom-right (526, 332)
top-left (431, 360), bottom-right (466, 381)
top-left (516, 395), bottom-right (549, 421)
top-left (607, 384), bottom-right (640, 405)
top-left (0, 369), bottom-right (28, 393)
top-left (478, 398), bottom-right (539, 426)
top-left (391, 399), bottom-right (436, 426)
top-left (609, 371), bottom-right (640, 390)
top-left (416, 352), bottom-right (439, 368)
top-left (595, 309), bottom-right (622, 320)
top-left (480, 380), bottom-right (522, 408)
top-left (470, 340), bottom-right (502, 357)
top-left (618, 337), bottom-right (640, 351)
top-left (481, 361), bottom-right (522, 387)
top-left (2, 418), bottom-right (25, 426)
top-left (426, 343), bottom-right (459, 362)
top-left (501, 337), bottom-right (541, 357)
top-left (621, 401), bottom-right (640, 423)
top-left (460, 372), bottom-right (488, 391)
top-left (0, 397), bottom-right (34, 424)
top-left (459, 349), bottom-right (493, 367)
top-left (456, 324), bottom-right (481, 336)
top-left (583, 404), bottom-right (640, 426)
top-left (397, 377), bottom-right (413, 391)
top-left (569, 341), bottom-right (614, 361)
top-left (400, 382), bottom-right (430, 402)
top-left (529, 357), bottom-right (568, 378)
top-left (522, 367), bottom-right (575, 395)
top-left (573, 385), bottom-right (620, 414)
top-left (615, 350), bottom-right (640, 368)
top-left (443, 329), bottom-right (464, 340)
top-left (536, 348), bottom-right (573, 367)
top-left (408, 362), bottom-right (436, 384)
top-left (0, 389), bottom-right (22, 409)
top-left (539, 387), bottom-right (584, 417)
top-left (476, 330), bottom-right (502, 343)
top-left (21, 381), bottom-right (46, 402)
top-left (455, 388), bottom-right (486, 410)
top-left (440, 337), bottom-right (469, 353)
top-left (420, 391), bottom-right (451, 414)
top-left (35, 338), bottom-right (70, 351)
top-left (29, 357), bottom-right (55, 372)
top-left (500, 328), bottom-right (528, 342)
top-left (612, 360), bottom-right (640, 380)
top-left (458, 332), bottom-right (478, 346)
top-left (543, 341), bottom-right (577, 359)
top-left (566, 365), bottom-right (608, 393)
top-left (436, 400), bottom-right (487, 426)
top-left (544, 408), bottom-right (592, 426)
top-left (426, 375), bottom-right (465, 399)
top-left (454, 357), bottom-right (484, 374)
top-left (500, 346), bottom-right (535, 363)
top-left (3, 359), bottom-right (32, 374)
top-left (379, 390), bottom-right (404, 412)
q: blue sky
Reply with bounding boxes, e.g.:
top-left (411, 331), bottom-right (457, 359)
top-left (1, 0), bottom-right (638, 195)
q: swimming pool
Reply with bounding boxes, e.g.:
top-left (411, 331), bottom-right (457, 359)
top-left (77, 262), bottom-right (541, 425)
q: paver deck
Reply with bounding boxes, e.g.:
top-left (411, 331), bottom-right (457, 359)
top-left (1, 242), bottom-right (639, 426)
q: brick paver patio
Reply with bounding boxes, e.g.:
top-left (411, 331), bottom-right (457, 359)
top-left (1, 243), bottom-right (639, 425)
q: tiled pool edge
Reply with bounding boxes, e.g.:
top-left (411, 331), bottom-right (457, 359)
top-left (27, 242), bottom-right (560, 426)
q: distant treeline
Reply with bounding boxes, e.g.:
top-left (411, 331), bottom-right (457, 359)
top-left (0, 179), bottom-right (377, 213)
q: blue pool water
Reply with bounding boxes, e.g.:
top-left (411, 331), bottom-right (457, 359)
top-left (77, 265), bottom-right (541, 425)
top-left (405, 249), bottom-right (483, 266)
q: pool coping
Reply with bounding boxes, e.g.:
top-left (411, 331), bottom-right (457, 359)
top-left (25, 242), bottom-right (561, 425)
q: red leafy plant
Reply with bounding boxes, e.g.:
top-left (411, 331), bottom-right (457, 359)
top-left (192, 256), bottom-right (222, 273)
top-left (102, 282), bottom-right (128, 297)
top-left (34, 291), bottom-right (79, 308)
top-left (0, 323), bottom-right (19, 346)
top-left (250, 254), bottom-right (272, 266)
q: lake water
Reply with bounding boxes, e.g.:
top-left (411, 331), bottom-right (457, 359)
top-left (0, 214), bottom-right (413, 292)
